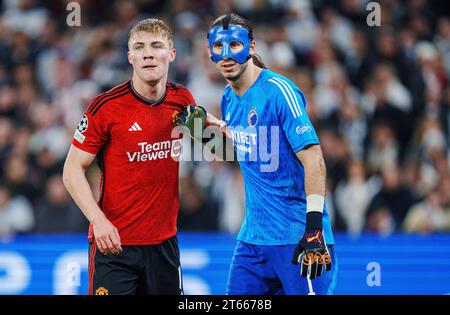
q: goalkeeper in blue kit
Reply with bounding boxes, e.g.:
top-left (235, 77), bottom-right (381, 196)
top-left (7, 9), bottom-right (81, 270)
top-left (176, 13), bottom-right (337, 295)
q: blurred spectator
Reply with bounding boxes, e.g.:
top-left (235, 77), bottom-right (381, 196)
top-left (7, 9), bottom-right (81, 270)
top-left (318, 127), bottom-right (349, 191)
top-left (177, 171), bottom-right (219, 231)
top-left (439, 86), bottom-right (450, 144)
top-left (435, 17), bottom-right (450, 77)
top-left (34, 175), bottom-right (88, 232)
top-left (0, 181), bottom-right (34, 235)
top-left (324, 90), bottom-right (367, 158)
top-left (282, 0), bottom-right (319, 56)
top-left (0, 86), bottom-right (19, 121)
top-left (344, 29), bottom-right (371, 90)
top-left (403, 175), bottom-right (450, 233)
top-left (372, 62), bottom-right (412, 113)
top-left (415, 41), bottom-right (447, 115)
top-left (401, 154), bottom-right (438, 199)
top-left (365, 163), bottom-right (417, 234)
top-left (418, 116), bottom-right (447, 162)
top-left (2, 0), bottom-right (49, 39)
top-left (0, 117), bottom-right (13, 172)
top-left (320, 7), bottom-right (353, 57)
top-left (9, 126), bottom-right (31, 158)
top-left (172, 11), bottom-right (200, 84)
top-left (365, 121), bottom-right (399, 174)
top-left (186, 36), bottom-right (225, 114)
top-left (28, 102), bottom-right (71, 161)
top-left (314, 61), bottom-right (355, 120)
top-left (214, 163), bottom-right (245, 234)
top-left (371, 29), bottom-right (411, 86)
top-left (334, 159), bottom-right (380, 234)
top-left (3, 154), bottom-right (38, 203)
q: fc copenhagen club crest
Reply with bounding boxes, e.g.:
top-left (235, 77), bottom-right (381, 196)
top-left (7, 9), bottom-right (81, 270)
top-left (247, 109), bottom-right (258, 127)
top-left (77, 115), bottom-right (88, 133)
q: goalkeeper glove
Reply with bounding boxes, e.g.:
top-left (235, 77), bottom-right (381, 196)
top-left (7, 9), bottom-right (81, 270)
top-left (174, 104), bottom-right (207, 141)
top-left (292, 211), bottom-right (332, 279)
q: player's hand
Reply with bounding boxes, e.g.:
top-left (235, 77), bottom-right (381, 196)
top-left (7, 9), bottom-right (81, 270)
top-left (92, 215), bottom-right (122, 255)
top-left (292, 229), bottom-right (332, 279)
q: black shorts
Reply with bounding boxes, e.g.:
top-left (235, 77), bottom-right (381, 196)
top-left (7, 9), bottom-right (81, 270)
top-left (88, 235), bottom-right (182, 295)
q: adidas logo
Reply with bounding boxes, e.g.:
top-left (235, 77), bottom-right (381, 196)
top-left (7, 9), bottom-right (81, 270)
top-left (129, 122), bottom-right (142, 132)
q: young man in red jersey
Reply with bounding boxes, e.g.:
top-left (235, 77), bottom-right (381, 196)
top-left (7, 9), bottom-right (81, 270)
top-left (63, 18), bottom-right (196, 295)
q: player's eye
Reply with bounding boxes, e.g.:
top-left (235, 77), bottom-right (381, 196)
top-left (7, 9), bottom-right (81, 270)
top-left (212, 43), bottom-right (223, 54)
top-left (152, 43), bottom-right (163, 49)
top-left (230, 42), bottom-right (244, 52)
top-left (134, 45), bottom-right (143, 50)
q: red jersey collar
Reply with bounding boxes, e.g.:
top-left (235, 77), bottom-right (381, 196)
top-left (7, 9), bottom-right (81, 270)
top-left (128, 80), bottom-right (167, 106)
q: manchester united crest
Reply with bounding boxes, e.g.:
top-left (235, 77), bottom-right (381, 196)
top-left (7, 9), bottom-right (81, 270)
top-left (95, 287), bottom-right (109, 295)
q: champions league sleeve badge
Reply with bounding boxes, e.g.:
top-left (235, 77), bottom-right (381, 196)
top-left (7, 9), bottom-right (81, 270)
top-left (74, 114), bottom-right (88, 143)
top-left (77, 115), bottom-right (88, 133)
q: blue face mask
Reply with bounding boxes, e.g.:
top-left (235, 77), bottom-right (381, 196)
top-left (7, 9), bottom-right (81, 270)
top-left (208, 24), bottom-right (251, 64)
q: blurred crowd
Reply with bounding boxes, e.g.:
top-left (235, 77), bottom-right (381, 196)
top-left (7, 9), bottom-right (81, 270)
top-left (0, 0), bottom-right (450, 237)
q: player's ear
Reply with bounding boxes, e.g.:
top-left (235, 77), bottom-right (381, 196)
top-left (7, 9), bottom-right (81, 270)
top-left (169, 48), bottom-right (176, 63)
top-left (127, 50), bottom-right (132, 65)
top-left (206, 43), bottom-right (212, 59)
top-left (249, 40), bottom-right (256, 54)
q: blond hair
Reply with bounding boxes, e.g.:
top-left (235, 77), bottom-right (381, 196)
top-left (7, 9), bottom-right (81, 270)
top-left (128, 18), bottom-right (173, 49)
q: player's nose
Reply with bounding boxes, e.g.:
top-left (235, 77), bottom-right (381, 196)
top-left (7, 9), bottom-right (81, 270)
top-left (143, 46), bottom-right (154, 59)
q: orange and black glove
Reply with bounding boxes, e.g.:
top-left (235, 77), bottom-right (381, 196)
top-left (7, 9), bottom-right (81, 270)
top-left (292, 212), bottom-right (332, 279)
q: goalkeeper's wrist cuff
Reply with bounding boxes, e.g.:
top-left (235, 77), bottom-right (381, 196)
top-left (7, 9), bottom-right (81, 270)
top-left (306, 194), bottom-right (324, 230)
top-left (306, 211), bottom-right (323, 230)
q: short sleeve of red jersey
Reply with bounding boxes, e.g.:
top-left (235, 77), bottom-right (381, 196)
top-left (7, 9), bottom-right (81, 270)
top-left (72, 100), bottom-right (109, 155)
top-left (173, 83), bottom-right (196, 107)
top-left (183, 88), bottom-right (196, 106)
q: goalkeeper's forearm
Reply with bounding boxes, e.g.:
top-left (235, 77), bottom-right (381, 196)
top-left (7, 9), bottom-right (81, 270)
top-left (296, 145), bottom-right (327, 229)
top-left (206, 113), bottom-right (231, 140)
top-left (203, 113), bottom-right (236, 162)
top-left (297, 146), bottom-right (327, 198)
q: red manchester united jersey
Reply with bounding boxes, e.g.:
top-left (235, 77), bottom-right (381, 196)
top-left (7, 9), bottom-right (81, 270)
top-left (72, 80), bottom-right (195, 245)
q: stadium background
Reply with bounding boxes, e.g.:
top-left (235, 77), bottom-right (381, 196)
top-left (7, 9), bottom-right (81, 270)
top-left (1, 0), bottom-right (450, 294)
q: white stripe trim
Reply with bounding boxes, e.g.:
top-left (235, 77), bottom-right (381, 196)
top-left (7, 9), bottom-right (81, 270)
top-left (134, 122), bottom-right (142, 131)
top-left (272, 77), bottom-right (303, 116)
top-left (131, 125), bottom-right (137, 131)
top-left (178, 266), bottom-right (183, 294)
top-left (268, 78), bottom-right (298, 118)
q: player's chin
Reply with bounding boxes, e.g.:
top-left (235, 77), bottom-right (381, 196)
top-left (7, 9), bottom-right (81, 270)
top-left (222, 69), bottom-right (241, 81)
top-left (139, 71), bottom-right (163, 83)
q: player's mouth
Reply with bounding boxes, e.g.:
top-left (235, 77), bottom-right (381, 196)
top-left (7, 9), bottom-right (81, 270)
top-left (222, 62), bottom-right (236, 71)
top-left (142, 65), bottom-right (157, 70)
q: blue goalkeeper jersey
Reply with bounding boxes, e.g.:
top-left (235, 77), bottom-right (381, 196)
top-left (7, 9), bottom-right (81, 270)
top-left (220, 69), bottom-right (334, 246)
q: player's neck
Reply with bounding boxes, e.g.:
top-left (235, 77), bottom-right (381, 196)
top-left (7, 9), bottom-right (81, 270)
top-left (131, 75), bottom-right (167, 101)
top-left (228, 63), bottom-right (262, 97)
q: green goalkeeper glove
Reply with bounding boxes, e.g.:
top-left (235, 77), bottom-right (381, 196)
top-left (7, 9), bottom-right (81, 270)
top-left (174, 104), bottom-right (207, 141)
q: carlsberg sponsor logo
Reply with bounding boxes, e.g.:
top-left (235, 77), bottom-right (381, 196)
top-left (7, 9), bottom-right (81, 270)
top-left (127, 141), bottom-right (172, 162)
